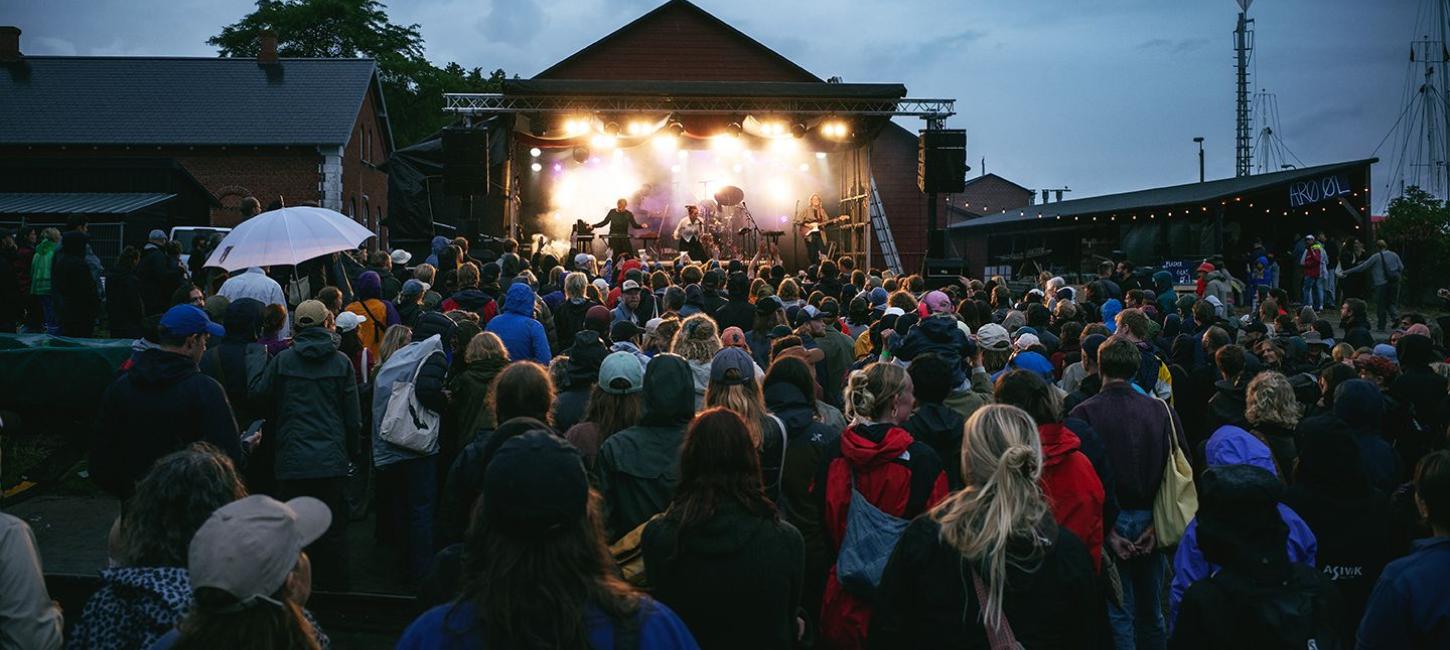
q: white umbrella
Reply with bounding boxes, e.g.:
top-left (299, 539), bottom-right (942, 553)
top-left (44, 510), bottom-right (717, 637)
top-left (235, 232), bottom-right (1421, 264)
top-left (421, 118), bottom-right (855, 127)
top-left (205, 206), bottom-right (375, 272)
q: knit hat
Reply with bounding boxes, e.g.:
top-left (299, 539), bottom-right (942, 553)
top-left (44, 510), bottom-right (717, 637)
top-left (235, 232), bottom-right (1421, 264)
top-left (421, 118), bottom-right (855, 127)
top-left (482, 432), bottom-right (589, 538)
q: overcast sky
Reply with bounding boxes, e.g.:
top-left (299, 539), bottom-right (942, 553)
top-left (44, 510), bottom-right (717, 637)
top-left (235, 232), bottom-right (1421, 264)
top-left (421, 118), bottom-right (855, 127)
top-left (4, 0), bottom-right (1423, 205)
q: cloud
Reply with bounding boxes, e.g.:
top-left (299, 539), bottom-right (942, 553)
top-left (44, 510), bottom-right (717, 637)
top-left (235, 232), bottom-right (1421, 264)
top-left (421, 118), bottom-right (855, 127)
top-left (27, 36), bottom-right (78, 56)
top-left (1137, 37), bottom-right (1210, 56)
top-left (475, 0), bottom-right (546, 46)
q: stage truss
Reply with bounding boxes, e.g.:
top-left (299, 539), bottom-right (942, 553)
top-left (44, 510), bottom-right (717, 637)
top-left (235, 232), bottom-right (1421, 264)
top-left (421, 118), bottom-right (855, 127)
top-left (445, 92), bottom-right (954, 271)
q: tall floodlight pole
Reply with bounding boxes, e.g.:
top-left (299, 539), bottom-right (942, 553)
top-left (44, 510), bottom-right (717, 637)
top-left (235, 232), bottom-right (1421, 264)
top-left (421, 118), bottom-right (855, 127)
top-left (1194, 136), bottom-right (1205, 182)
top-left (1234, 0), bottom-right (1255, 177)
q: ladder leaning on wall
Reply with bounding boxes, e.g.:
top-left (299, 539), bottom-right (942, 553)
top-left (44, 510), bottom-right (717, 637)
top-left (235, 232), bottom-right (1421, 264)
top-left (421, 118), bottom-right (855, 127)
top-left (868, 174), bottom-right (902, 275)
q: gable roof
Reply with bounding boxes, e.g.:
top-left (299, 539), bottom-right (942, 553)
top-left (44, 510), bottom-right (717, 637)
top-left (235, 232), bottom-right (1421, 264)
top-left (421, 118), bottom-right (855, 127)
top-left (949, 158), bottom-right (1377, 231)
top-left (535, 0), bottom-right (820, 82)
top-left (0, 56), bottom-right (385, 147)
top-left (962, 172), bottom-right (1033, 195)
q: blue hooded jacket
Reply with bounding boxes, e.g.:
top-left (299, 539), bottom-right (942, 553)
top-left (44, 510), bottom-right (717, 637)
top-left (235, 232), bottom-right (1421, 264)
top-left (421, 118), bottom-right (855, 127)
top-left (424, 235), bottom-right (449, 268)
top-left (484, 282), bottom-right (551, 364)
top-left (1168, 425), bottom-right (1318, 630)
top-left (894, 314), bottom-right (971, 386)
top-left (1101, 298), bottom-right (1123, 334)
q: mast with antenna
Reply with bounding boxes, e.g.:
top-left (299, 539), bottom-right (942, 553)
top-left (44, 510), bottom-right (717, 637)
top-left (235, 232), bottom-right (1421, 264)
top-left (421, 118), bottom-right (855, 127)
top-left (1234, 0), bottom-right (1255, 177)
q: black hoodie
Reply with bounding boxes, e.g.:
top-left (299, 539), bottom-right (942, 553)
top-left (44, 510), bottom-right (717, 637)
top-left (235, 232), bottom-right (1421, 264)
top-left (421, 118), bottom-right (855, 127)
top-left (597, 353), bottom-right (696, 540)
top-left (902, 402), bottom-right (967, 490)
top-left (643, 501), bottom-right (804, 650)
top-left (90, 348), bottom-right (242, 500)
top-left (54, 231), bottom-right (99, 335)
top-left (764, 380), bottom-right (837, 606)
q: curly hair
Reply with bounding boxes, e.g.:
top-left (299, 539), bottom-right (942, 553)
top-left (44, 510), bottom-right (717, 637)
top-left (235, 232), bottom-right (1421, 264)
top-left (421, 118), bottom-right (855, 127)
top-left (116, 443), bottom-right (247, 567)
top-left (670, 314), bottom-right (720, 363)
top-left (1245, 371), bottom-right (1301, 429)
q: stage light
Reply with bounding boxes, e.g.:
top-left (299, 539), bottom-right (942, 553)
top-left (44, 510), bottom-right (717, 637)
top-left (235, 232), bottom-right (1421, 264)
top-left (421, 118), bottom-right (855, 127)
top-left (798, 163), bottom-right (810, 172)
top-left (572, 147), bottom-right (590, 164)
top-left (792, 123), bottom-right (808, 139)
top-left (627, 121), bottom-right (645, 136)
top-left (530, 162), bottom-right (543, 172)
top-left (552, 163), bottom-right (563, 172)
top-left (725, 122), bottom-right (743, 137)
top-left (591, 134), bottom-right (617, 149)
top-left (652, 133), bottom-right (679, 151)
top-left (529, 147), bottom-right (542, 158)
top-left (667, 121), bottom-right (685, 137)
top-left (604, 122), bottom-right (621, 136)
top-left (564, 118), bottom-right (591, 137)
top-left (816, 151), bottom-right (827, 160)
top-left (822, 120), bottom-right (849, 139)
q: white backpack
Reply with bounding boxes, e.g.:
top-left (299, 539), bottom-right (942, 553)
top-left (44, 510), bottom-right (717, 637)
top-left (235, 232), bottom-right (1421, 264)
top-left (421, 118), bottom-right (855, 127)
top-left (377, 346), bottom-right (443, 453)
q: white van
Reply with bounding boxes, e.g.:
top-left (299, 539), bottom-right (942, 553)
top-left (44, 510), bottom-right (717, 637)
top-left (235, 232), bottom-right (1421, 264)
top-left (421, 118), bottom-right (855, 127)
top-left (169, 226), bottom-right (231, 268)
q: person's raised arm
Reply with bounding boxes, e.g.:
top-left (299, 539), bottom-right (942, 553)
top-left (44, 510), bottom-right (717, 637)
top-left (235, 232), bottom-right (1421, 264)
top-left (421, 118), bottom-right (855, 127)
top-left (592, 211), bottom-right (614, 229)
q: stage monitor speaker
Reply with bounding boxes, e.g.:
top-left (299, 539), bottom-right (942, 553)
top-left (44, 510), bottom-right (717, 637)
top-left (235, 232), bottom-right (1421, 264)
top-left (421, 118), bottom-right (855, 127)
top-left (918, 129), bottom-right (967, 194)
top-left (443, 128), bottom-right (489, 196)
top-left (921, 257), bottom-right (968, 289)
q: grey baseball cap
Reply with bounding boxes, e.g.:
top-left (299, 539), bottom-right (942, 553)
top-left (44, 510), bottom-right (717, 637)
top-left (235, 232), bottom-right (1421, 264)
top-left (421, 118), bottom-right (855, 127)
top-left (188, 495), bottom-right (331, 608)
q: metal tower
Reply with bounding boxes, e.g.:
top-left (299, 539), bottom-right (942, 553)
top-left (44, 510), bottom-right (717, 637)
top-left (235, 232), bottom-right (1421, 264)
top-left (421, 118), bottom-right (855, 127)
top-left (1234, 0), bottom-right (1255, 177)
top-left (1377, 0), bottom-right (1450, 211)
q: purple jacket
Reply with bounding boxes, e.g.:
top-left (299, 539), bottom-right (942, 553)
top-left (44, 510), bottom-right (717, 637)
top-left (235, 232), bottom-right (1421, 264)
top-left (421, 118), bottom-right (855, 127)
top-left (1068, 380), bottom-right (1185, 513)
top-left (1168, 425), bottom-right (1318, 630)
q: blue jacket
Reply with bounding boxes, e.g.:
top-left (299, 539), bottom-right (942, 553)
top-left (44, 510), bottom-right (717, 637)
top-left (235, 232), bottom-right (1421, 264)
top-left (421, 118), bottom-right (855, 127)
top-left (397, 597), bottom-right (699, 650)
top-left (485, 283), bottom-right (551, 364)
top-left (1168, 425), bottom-right (1318, 629)
top-left (893, 314), bottom-right (970, 386)
top-left (1357, 536), bottom-right (1450, 649)
top-left (424, 235), bottom-right (449, 268)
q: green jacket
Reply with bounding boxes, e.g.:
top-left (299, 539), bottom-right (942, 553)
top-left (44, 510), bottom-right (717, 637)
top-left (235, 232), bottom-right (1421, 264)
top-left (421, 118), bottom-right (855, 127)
top-left (29, 239), bottom-right (56, 295)
top-left (250, 326), bottom-right (362, 480)
top-left (444, 357), bottom-right (506, 458)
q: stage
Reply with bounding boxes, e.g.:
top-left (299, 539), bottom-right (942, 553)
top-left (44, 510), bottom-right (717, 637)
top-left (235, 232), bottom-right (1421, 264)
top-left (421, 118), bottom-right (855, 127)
top-left (440, 78), bottom-right (955, 272)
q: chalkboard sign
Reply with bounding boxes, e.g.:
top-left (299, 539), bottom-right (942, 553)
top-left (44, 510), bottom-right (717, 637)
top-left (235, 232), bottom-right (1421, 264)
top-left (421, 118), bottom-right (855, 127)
top-left (1160, 258), bottom-right (1199, 286)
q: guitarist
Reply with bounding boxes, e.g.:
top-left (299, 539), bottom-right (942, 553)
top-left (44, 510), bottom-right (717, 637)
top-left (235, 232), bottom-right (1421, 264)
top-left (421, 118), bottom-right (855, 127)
top-left (798, 193), bottom-right (829, 263)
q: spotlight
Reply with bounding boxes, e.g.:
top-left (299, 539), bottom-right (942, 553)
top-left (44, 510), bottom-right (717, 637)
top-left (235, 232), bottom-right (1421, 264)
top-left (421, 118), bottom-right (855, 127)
top-left (815, 151), bottom-right (827, 160)
top-left (529, 147), bottom-right (542, 158)
top-left (667, 121), bottom-right (685, 137)
top-left (791, 123), bottom-right (808, 139)
top-left (725, 122), bottom-right (743, 137)
top-left (564, 118), bottom-right (590, 137)
top-left (572, 147), bottom-right (590, 164)
top-left (822, 120), bottom-right (849, 139)
top-left (530, 162), bottom-right (543, 172)
top-left (604, 121), bottom-right (621, 136)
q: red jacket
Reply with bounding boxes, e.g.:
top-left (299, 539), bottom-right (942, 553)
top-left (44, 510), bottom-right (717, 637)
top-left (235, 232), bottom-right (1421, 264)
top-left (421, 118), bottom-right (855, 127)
top-left (815, 422), bottom-right (949, 650)
top-left (1038, 422), bottom-right (1106, 572)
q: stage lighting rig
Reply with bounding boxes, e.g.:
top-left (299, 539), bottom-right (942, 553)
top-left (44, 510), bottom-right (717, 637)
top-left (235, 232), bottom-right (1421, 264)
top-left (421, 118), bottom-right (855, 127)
top-left (725, 122), bottom-right (743, 137)
top-left (791, 123), bottom-right (808, 138)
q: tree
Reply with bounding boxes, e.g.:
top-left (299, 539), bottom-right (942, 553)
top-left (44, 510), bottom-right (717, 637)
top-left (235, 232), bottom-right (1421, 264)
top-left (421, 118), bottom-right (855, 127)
top-left (209, 0), bottom-right (505, 147)
top-left (1379, 185), bottom-right (1450, 302)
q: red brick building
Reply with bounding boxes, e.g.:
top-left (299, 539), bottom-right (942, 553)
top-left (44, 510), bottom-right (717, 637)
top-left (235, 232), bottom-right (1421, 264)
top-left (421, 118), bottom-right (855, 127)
top-left (515, 0), bottom-right (950, 273)
top-left (0, 28), bottom-right (392, 242)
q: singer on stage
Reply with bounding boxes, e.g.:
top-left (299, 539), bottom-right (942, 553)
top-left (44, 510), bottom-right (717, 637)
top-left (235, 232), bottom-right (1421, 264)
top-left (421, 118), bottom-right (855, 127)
top-left (593, 198), bottom-right (646, 258)
top-left (673, 204), bottom-right (708, 261)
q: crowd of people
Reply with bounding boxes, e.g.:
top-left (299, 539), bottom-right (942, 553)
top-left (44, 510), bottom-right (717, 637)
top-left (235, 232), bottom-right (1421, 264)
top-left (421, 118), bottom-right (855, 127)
top-left (1, 221), bottom-right (1449, 650)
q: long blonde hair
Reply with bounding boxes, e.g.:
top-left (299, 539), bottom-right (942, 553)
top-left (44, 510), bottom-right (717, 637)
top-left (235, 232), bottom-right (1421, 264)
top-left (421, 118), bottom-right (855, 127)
top-left (375, 325), bottom-right (413, 375)
top-left (844, 362), bottom-right (909, 423)
top-left (930, 404), bottom-right (1052, 628)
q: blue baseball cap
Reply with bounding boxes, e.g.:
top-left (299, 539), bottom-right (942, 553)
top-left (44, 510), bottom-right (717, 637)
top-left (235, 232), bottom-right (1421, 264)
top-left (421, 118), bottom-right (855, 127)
top-left (160, 304), bottom-right (225, 338)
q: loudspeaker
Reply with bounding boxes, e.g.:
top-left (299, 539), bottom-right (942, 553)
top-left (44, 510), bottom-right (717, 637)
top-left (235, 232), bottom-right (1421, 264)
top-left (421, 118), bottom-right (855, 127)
top-left (922, 257), bottom-right (968, 288)
top-left (443, 128), bottom-right (489, 196)
top-left (918, 129), bottom-right (967, 194)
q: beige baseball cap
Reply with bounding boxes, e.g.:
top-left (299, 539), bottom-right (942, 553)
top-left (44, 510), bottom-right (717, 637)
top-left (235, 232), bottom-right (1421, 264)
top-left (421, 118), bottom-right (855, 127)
top-left (294, 300), bottom-right (330, 328)
top-left (188, 495), bottom-right (331, 607)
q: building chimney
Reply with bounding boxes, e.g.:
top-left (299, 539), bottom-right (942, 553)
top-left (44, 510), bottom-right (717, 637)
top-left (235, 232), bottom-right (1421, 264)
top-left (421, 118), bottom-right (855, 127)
top-left (1041, 189), bottom-right (1051, 204)
top-left (0, 26), bottom-right (21, 63)
top-left (257, 30), bottom-right (278, 64)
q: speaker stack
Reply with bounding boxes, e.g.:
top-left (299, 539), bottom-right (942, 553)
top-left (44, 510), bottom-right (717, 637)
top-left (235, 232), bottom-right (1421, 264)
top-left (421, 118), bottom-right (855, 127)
top-left (918, 129), bottom-right (967, 194)
top-left (442, 128), bottom-right (489, 197)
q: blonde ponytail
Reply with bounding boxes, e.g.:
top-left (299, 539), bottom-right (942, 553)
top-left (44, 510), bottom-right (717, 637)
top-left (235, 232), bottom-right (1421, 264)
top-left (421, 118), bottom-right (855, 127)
top-left (930, 404), bottom-right (1052, 628)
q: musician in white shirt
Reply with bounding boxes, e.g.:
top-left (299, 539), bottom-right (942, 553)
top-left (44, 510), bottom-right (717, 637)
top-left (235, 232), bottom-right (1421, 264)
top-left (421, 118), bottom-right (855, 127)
top-left (673, 204), bottom-right (707, 261)
top-left (801, 193), bottom-right (829, 263)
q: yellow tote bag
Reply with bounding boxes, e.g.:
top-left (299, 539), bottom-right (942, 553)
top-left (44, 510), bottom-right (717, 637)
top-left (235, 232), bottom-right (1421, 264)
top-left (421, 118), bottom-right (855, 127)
top-left (1151, 398), bottom-right (1197, 548)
